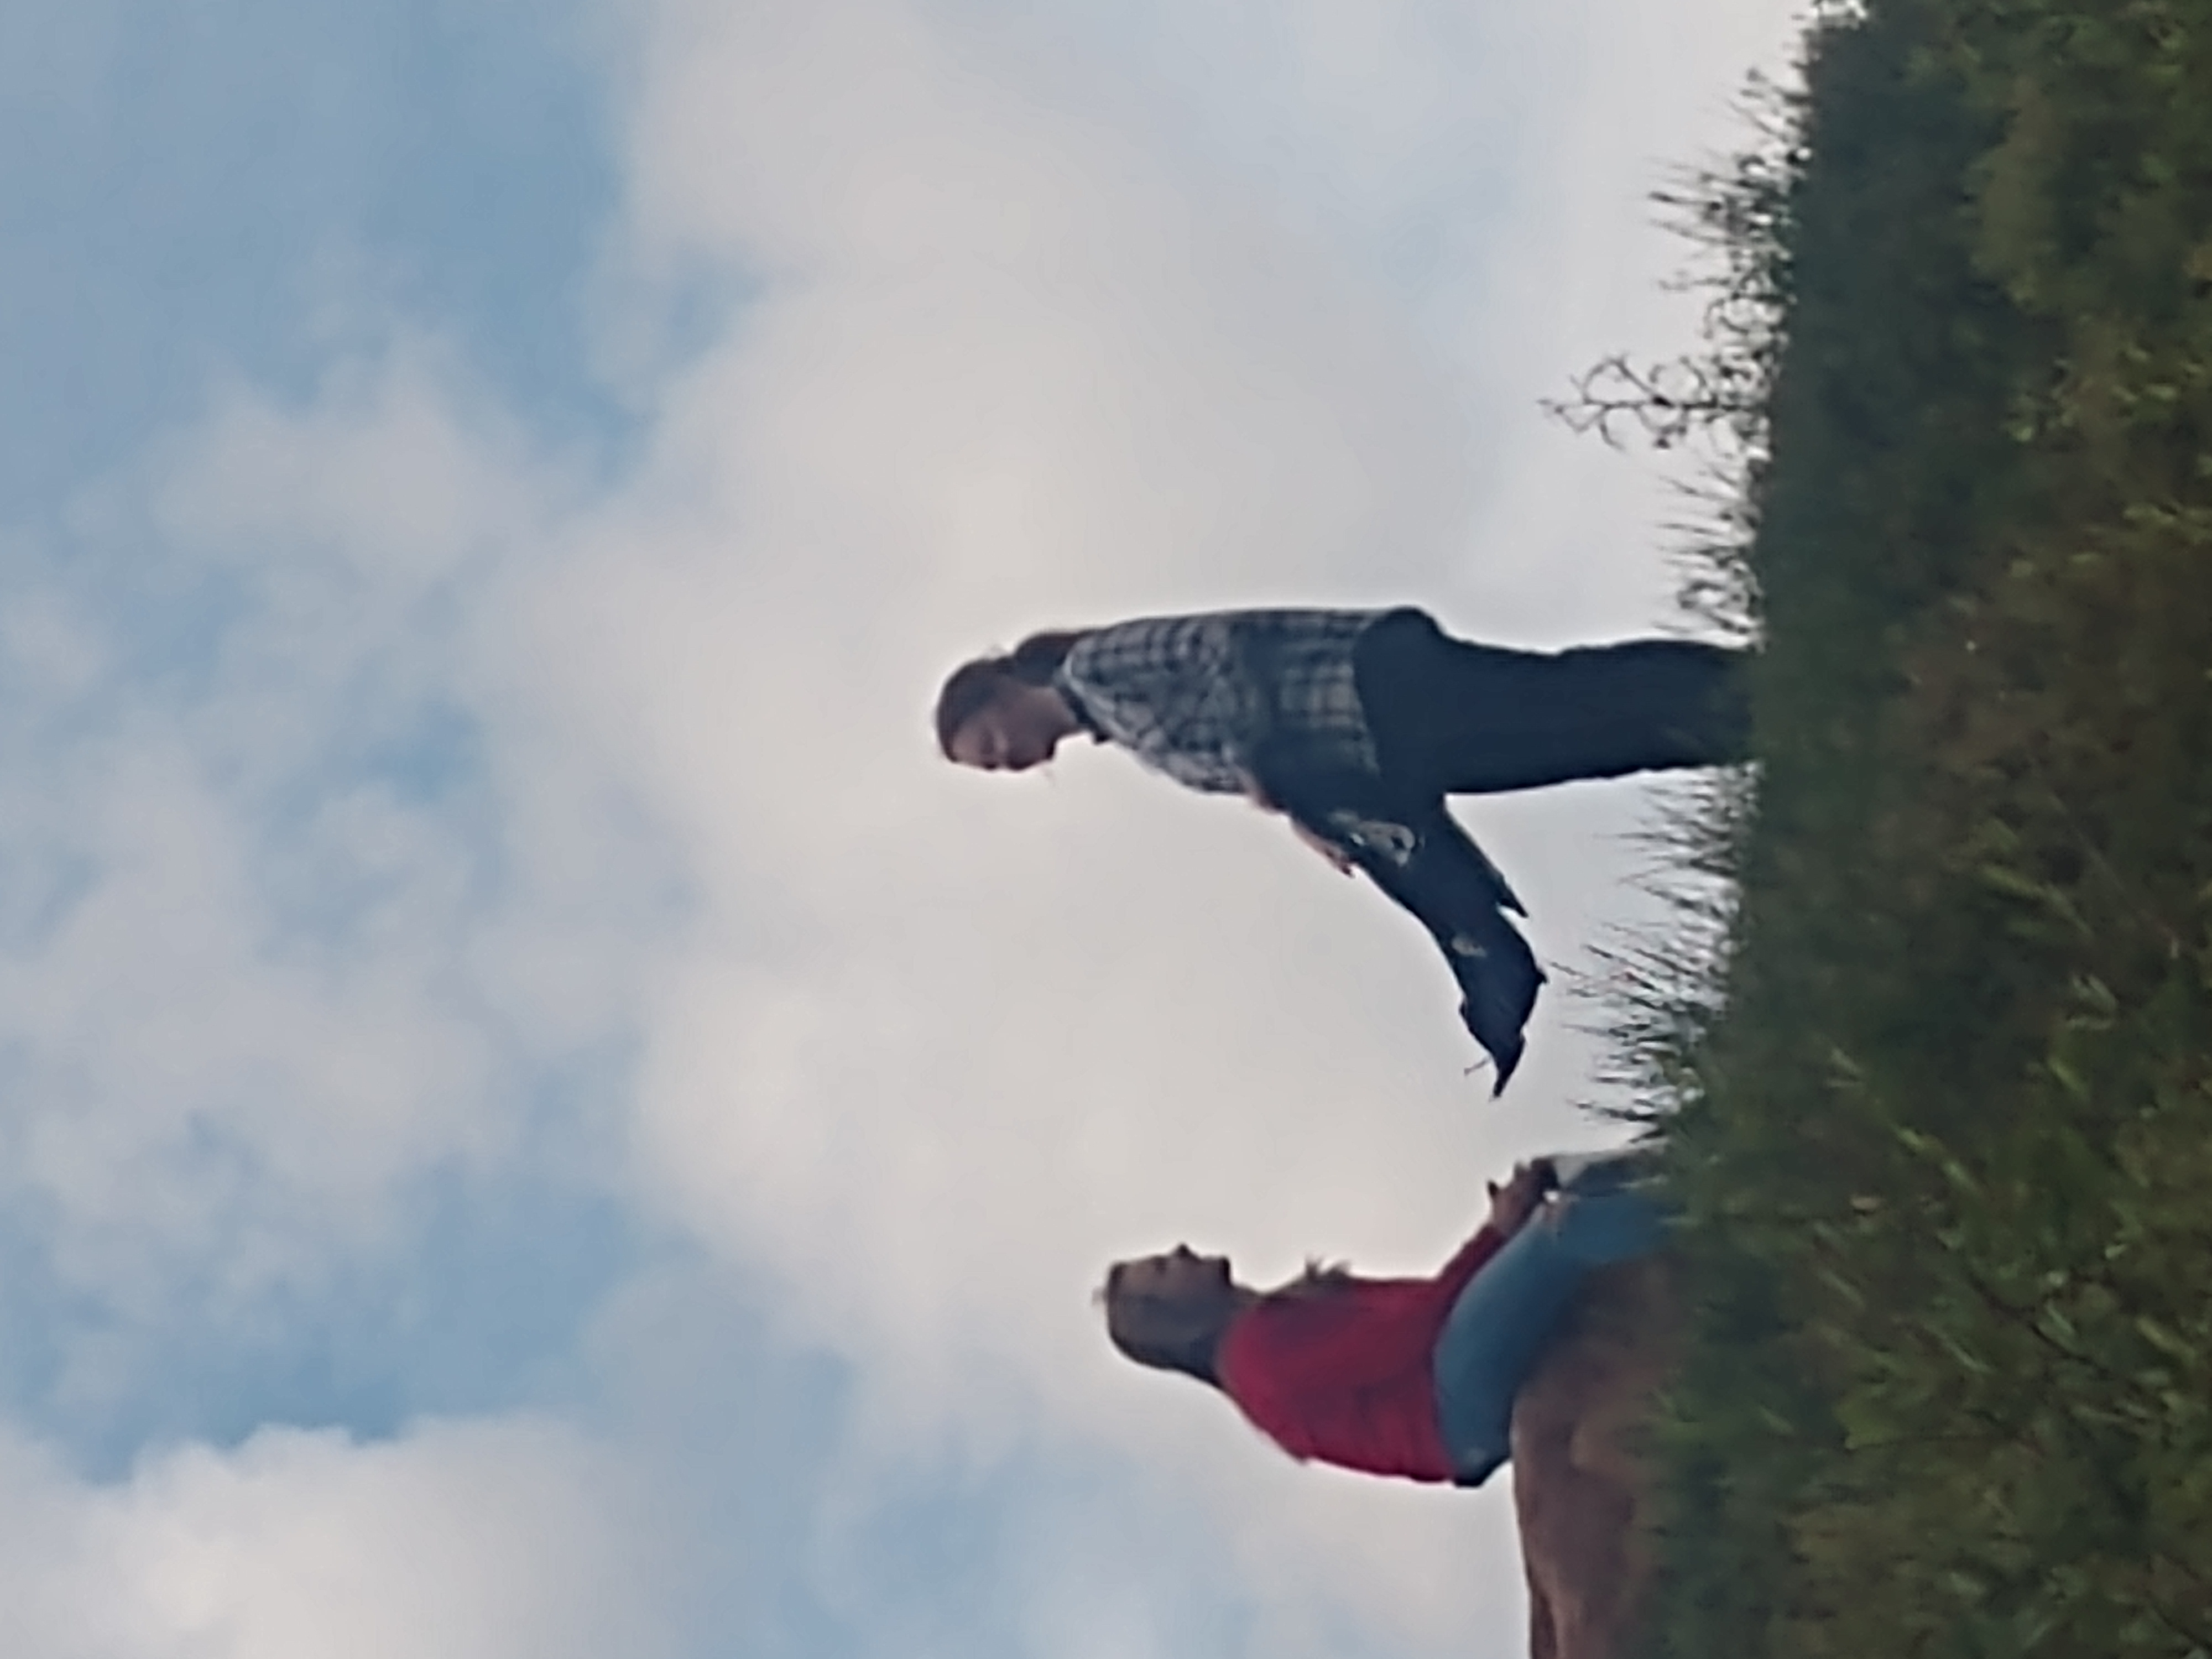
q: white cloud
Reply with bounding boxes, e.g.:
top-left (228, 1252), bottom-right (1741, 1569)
top-left (0, 1417), bottom-right (669, 1659)
top-left (0, 0), bottom-right (1807, 1653)
top-left (0, 343), bottom-right (666, 1341)
top-left (529, 0), bottom-right (1805, 1648)
top-left (580, 0), bottom-right (1788, 1329)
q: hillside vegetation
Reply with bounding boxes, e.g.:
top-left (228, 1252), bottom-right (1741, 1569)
top-left (1625, 1), bottom-right (2212, 1653)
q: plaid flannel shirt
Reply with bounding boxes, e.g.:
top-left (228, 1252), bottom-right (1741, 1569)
top-left (1054, 609), bottom-right (1381, 795)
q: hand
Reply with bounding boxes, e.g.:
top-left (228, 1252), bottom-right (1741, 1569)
top-left (1484, 1161), bottom-right (1551, 1237)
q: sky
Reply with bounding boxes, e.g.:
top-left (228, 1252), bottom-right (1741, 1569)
top-left (0, 1), bottom-right (1804, 1654)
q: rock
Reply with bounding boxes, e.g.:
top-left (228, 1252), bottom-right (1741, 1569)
top-left (1510, 1257), bottom-right (1679, 1659)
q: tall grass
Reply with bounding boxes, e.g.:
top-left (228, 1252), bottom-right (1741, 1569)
top-left (1589, 3), bottom-right (2212, 1653)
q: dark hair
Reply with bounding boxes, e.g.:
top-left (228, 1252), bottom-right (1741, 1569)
top-left (933, 629), bottom-right (1087, 758)
top-left (1099, 1261), bottom-right (1239, 1388)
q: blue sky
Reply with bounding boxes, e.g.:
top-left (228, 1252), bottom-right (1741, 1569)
top-left (0, 0), bottom-right (620, 502)
top-left (0, 1), bottom-right (1803, 1653)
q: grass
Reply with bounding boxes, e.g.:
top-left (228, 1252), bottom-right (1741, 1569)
top-left (1587, 2), bottom-right (2212, 1653)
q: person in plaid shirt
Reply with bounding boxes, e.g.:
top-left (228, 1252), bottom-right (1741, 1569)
top-left (933, 607), bottom-right (1745, 826)
top-left (934, 607), bottom-right (1748, 1084)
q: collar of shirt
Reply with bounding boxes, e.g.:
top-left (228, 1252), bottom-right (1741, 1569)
top-left (1056, 680), bottom-right (1109, 742)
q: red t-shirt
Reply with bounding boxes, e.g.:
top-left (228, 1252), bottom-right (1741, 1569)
top-left (1213, 1223), bottom-right (1505, 1482)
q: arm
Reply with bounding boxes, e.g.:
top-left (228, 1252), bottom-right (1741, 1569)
top-left (1484, 1161), bottom-right (1552, 1237)
top-left (1240, 773), bottom-right (1354, 873)
top-left (1426, 1162), bottom-right (1550, 1303)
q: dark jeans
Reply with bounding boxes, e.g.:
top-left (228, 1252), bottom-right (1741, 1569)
top-left (1353, 609), bottom-right (1751, 799)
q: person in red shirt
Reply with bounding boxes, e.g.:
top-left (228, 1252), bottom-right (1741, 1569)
top-left (1100, 1152), bottom-right (1665, 1486)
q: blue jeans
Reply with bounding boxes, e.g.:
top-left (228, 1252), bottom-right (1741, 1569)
top-left (1431, 1160), bottom-right (1666, 1486)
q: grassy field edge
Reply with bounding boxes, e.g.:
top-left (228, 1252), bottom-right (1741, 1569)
top-left (1615, 3), bottom-right (2212, 1654)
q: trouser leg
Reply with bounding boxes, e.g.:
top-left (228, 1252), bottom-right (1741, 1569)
top-left (1355, 612), bottom-right (1751, 797)
top-left (1430, 1186), bottom-right (1668, 1485)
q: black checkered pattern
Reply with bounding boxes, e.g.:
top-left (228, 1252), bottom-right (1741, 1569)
top-left (1055, 609), bottom-right (1381, 794)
